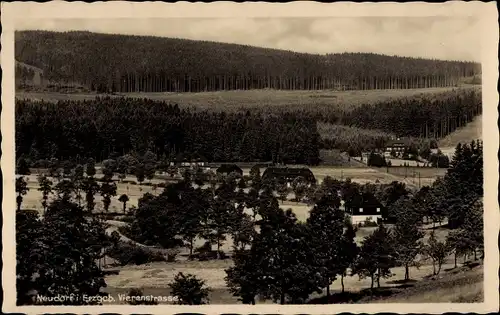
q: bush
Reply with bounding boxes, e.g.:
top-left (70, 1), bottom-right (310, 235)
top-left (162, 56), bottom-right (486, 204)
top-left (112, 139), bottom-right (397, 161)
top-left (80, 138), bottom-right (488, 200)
top-left (107, 241), bottom-right (165, 266)
top-left (168, 272), bottom-right (211, 305)
top-left (367, 152), bottom-right (387, 167)
top-left (166, 248), bottom-right (181, 262)
top-left (126, 288), bottom-right (159, 305)
top-left (193, 241), bottom-right (227, 261)
top-left (197, 251), bottom-right (227, 261)
top-left (362, 220), bottom-right (379, 227)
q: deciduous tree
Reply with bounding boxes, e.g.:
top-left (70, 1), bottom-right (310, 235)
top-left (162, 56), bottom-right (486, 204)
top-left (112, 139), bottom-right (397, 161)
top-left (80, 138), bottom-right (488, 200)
top-left (168, 272), bottom-right (211, 305)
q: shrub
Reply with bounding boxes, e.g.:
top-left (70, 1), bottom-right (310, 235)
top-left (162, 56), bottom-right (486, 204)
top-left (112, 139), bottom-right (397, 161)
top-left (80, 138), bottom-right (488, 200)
top-left (126, 288), bottom-right (158, 305)
top-left (367, 152), bottom-right (387, 167)
top-left (168, 272), bottom-right (211, 305)
top-left (107, 241), bottom-right (165, 266)
top-left (362, 220), bottom-right (379, 227)
top-left (198, 251), bottom-right (227, 261)
top-left (166, 248), bottom-right (181, 262)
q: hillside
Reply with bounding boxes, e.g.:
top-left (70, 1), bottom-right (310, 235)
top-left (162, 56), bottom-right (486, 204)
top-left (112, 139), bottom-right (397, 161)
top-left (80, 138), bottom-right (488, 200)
top-left (16, 30), bottom-right (480, 93)
top-left (438, 115), bottom-right (482, 157)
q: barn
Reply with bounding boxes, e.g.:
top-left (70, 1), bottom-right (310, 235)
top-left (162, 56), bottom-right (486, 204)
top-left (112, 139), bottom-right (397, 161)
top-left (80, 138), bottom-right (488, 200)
top-left (344, 192), bottom-right (385, 226)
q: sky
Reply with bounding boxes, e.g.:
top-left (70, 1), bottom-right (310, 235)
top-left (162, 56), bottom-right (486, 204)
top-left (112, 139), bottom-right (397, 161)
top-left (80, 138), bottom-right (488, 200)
top-left (15, 16), bottom-right (481, 62)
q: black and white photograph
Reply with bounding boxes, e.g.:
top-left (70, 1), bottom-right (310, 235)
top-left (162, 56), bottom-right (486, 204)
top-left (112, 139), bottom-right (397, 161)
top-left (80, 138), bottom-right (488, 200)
top-left (2, 1), bottom-right (498, 314)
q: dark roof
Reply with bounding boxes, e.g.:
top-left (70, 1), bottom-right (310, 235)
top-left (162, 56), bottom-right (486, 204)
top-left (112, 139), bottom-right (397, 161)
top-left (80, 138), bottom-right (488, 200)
top-left (262, 167), bottom-right (316, 183)
top-left (172, 152), bottom-right (207, 163)
top-left (216, 164), bottom-right (243, 174)
top-left (385, 138), bottom-right (410, 147)
top-left (345, 192), bottom-right (384, 216)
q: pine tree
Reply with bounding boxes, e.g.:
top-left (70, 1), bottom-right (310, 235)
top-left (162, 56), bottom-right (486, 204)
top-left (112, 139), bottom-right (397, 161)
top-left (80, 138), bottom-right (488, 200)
top-left (16, 209), bottom-right (43, 305)
top-left (19, 198), bottom-right (108, 305)
top-left (37, 175), bottom-right (53, 214)
top-left (72, 164), bottom-right (85, 206)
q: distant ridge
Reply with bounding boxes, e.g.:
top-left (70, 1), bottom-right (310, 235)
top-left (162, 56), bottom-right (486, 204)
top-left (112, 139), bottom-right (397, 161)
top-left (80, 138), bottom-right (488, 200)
top-left (16, 30), bottom-right (481, 93)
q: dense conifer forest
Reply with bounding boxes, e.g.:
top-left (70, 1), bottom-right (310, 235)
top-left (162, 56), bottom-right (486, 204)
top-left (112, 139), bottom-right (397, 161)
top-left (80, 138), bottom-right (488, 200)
top-left (16, 31), bottom-right (481, 93)
top-left (16, 87), bottom-right (481, 164)
top-left (15, 98), bottom-right (320, 164)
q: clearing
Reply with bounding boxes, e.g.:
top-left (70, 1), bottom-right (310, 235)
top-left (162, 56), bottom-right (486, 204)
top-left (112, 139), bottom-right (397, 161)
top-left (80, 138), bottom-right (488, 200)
top-left (16, 86), bottom-right (476, 111)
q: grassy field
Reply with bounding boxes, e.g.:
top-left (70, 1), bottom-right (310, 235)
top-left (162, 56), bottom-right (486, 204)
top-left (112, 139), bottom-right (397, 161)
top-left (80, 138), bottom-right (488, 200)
top-left (16, 86), bottom-right (476, 111)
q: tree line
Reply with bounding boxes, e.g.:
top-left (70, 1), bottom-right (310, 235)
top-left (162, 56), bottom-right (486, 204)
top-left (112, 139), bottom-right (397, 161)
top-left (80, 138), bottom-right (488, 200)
top-left (15, 88), bottom-right (480, 165)
top-left (341, 88), bottom-right (482, 138)
top-left (16, 31), bottom-right (480, 93)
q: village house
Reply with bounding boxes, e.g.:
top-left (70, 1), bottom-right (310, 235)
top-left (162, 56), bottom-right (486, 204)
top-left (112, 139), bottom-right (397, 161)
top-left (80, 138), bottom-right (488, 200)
top-left (261, 167), bottom-right (316, 187)
top-left (384, 137), bottom-right (410, 158)
top-left (169, 153), bottom-right (210, 171)
top-left (343, 192), bottom-right (385, 226)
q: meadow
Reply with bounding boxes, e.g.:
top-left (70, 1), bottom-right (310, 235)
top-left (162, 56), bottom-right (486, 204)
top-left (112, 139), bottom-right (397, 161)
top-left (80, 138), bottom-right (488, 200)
top-left (16, 86), bottom-right (472, 111)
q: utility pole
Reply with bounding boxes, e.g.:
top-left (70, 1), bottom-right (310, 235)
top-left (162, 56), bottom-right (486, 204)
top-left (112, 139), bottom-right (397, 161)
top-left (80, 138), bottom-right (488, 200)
top-left (418, 172), bottom-right (421, 189)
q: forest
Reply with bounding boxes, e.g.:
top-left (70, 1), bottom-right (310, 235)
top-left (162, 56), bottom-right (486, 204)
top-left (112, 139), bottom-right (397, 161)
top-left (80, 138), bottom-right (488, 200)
top-left (16, 87), bottom-right (481, 164)
top-left (15, 98), bottom-right (320, 164)
top-left (15, 31), bottom-right (481, 93)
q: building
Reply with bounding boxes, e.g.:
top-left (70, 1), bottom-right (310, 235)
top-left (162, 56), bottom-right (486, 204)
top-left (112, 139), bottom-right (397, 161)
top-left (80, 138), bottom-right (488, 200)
top-left (384, 138), bottom-right (410, 158)
top-left (169, 153), bottom-right (210, 171)
top-left (344, 192), bottom-right (384, 226)
top-left (261, 167), bottom-right (316, 187)
top-left (216, 164), bottom-right (243, 176)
